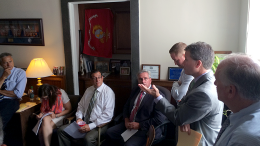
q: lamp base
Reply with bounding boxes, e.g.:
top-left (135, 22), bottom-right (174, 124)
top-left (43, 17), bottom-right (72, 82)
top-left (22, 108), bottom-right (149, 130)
top-left (36, 78), bottom-right (42, 100)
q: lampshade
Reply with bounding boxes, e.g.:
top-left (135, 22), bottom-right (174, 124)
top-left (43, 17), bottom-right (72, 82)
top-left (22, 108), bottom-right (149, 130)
top-left (26, 58), bottom-right (53, 78)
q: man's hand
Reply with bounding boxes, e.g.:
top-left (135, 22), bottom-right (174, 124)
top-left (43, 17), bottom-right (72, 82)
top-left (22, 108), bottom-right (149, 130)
top-left (1, 68), bottom-right (11, 79)
top-left (178, 81), bottom-right (182, 86)
top-left (129, 122), bottom-right (140, 130)
top-left (180, 124), bottom-right (191, 135)
top-left (138, 84), bottom-right (160, 98)
top-left (76, 118), bottom-right (83, 124)
top-left (79, 124), bottom-right (90, 133)
top-left (125, 118), bottom-right (131, 129)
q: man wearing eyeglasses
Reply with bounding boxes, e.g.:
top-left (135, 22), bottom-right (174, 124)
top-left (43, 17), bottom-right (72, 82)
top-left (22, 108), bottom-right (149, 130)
top-left (58, 69), bottom-right (115, 146)
top-left (102, 70), bottom-right (166, 146)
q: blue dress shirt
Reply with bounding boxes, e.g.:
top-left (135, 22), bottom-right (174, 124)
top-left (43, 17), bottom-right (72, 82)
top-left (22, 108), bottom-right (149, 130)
top-left (215, 101), bottom-right (260, 146)
top-left (0, 67), bottom-right (27, 99)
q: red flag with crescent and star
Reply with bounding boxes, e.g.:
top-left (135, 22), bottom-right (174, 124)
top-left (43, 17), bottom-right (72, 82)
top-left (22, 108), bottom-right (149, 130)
top-left (83, 9), bottom-right (113, 58)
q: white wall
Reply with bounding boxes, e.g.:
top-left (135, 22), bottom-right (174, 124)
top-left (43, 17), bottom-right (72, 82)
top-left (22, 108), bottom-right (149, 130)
top-left (139, 0), bottom-right (248, 80)
top-left (0, 0), bottom-right (249, 81)
top-left (0, 0), bottom-right (64, 70)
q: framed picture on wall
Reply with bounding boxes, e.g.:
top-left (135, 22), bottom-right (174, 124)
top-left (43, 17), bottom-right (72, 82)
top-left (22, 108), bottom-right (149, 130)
top-left (141, 64), bottom-right (160, 80)
top-left (168, 67), bottom-right (182, 81)
top-left (94, 61), bottom-right (109, 73)
top-left (0, 19), bottom-right (45, 46)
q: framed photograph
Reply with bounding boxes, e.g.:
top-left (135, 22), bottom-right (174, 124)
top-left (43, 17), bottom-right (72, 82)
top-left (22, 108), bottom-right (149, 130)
top-left (109, 59), bottom-right (121, 73)
top-left (120, 67), bottom-right (130, 75)
top-left (120, 60), bottom-right (131, 67)
top-left (0, 19), bottom-right (44, 46)
top-left (141, 64), bottom-right (160, 80)
top-left (94, 61), bottom-right (109, 73)
top-left (168, 67), bottom-right (182, 81)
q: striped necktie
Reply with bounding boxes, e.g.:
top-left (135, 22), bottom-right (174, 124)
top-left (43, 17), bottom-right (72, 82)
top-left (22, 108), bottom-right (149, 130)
top-left (0, 78), bottom-right (7, 101)
top-left (84, 89), bottom-right (97, 124)
top-left (129, 91), bottom-right (144, 122)
top-left (213, 117), bottom-right (230, 145)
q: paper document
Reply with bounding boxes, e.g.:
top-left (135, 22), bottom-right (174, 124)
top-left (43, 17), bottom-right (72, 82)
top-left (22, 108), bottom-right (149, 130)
top-left (32, 113), bottom-right (52, 135)
top-left (64, 121), bottom-right (87, 139)
top-left (16, 102), bottom-right (37, 113)
top-left (177, 127), bottom-right (202, 146)
top-left (121, 129), bottom-right (138, 142)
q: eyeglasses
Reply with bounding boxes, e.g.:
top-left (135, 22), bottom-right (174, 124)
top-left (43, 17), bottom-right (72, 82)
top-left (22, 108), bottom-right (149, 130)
top-left (92, 76), bottom-right (102, 80)
top-left (138, 77), bottom-right (149, 81)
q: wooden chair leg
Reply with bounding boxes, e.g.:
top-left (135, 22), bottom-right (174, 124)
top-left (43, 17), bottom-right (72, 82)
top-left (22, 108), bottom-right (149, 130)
top-left (98, 126), bottom-right (101, 146)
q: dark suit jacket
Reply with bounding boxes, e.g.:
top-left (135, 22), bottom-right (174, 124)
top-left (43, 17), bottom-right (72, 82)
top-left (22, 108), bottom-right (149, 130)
top-left (156, 71), bottom-right (224, 146)
top-left (123, 86), bottom-right (166, 138)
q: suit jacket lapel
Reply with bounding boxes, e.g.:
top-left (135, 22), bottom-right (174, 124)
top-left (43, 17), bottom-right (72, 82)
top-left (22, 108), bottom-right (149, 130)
top-left (129, 88), bottom-right (141, 114)
top-left (136, 86), bottom-right (152, 113)
top-left (181, 71), bottom-right (214, 103)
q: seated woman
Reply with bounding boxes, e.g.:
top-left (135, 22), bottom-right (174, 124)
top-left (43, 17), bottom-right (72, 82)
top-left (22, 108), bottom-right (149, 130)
top-left (36, 84), bottom-right (72, 146)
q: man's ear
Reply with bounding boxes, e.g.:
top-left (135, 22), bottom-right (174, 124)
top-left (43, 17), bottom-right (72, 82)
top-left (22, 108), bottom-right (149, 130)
top-left (227, 85), bottom-right (237, 99)
top-left (195, 60), bottom-right (202, 68)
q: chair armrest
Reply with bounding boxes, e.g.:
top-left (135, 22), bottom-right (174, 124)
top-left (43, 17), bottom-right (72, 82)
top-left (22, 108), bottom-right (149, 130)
top-left (63, 116), bottom-right (76, 124)
top-left (62, 109), bottom-right (77, 125)
top-left (114, 113), bottom-right (123, 125)
top-left (154, 119), bottom-right (170, 131)
top-left (97, 122), bottom-right (110, 128)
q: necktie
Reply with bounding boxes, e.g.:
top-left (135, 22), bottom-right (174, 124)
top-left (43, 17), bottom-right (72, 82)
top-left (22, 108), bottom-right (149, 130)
top-left (0, 78), bottom-right (7, 101)
top-left (129, 91), bottom-right (144, 122)
top-left (85, 89), bottom-right (97, 124)
top-left (189, 80), bottom-right (195, 90)
top-left (213, 117), bottom-right (230, 145)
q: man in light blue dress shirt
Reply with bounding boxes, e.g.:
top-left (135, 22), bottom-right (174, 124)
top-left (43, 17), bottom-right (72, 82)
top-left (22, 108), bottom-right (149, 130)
top-left (0, 52), bottom-right (27, 129)
top-left (169, 42), bottom-right (193, 103)
top-left (214, 54), bottom-right (260, 146)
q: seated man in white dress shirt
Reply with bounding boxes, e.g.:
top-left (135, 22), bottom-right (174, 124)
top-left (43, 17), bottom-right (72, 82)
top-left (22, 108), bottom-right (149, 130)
top-left (169, 42), bottom-right (193, 103)
top-left (57, 69), bottom-right (115, 146)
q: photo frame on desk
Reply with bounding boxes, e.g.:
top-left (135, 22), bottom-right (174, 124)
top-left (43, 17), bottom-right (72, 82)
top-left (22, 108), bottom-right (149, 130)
top-left (94, 61), bottom-right (109, 73)
top-left (0, 19), bottom-right (44, 46)
top-left (141, 64), bottom-right (160, 80)
top-left (120, 67), bottom-right (130, 75)
top-left (109, 59), bottom-right (121, 73)
top-left (168, 67), bottom-right (182, 81)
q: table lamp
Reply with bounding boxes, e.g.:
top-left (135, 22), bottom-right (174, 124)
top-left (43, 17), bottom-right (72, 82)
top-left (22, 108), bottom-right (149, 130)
top-left (26, 58), bottom-right (53, 100)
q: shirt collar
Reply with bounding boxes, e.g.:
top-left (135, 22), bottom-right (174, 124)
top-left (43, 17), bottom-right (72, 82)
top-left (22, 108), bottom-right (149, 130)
top-left (229, 101), bottom-right (260, 124)
top-left (96, 83), bottom-right (105, 92)
top-left (193, 70), bottom-right (210, 83)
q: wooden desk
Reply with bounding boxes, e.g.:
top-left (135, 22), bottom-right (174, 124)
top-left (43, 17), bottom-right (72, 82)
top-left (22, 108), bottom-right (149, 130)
top-left (5, 95), bottom-right (41, 146)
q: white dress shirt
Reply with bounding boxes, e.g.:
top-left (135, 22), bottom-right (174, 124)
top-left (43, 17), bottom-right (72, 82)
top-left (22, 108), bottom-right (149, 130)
top-left (76, 83), bottom-right (115, 130)
top-left (171, 70), bottom-right (193, 101)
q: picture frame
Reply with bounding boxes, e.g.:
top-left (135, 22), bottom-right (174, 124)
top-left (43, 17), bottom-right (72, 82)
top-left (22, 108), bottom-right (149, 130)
top-left (94, 61), bottom-right (109, 73)
top-left (120, 67), bottom-right (130, 75)
top-left (109, 59), bottom-right (121, 73)
top-left (141, 64), bottom-right (160, 80)
top-left (168, 67), bottom-right (182, 81)
top-left (0, 19), bottom-right (45, 46)
top-left (120, 60), bottom-right (131, 67)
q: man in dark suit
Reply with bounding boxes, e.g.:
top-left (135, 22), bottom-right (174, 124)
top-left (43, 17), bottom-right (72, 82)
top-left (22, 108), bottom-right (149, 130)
top-left (140, 42), bottom-right (224, 146)
top-left (102, 70), bottom-right (166, 146)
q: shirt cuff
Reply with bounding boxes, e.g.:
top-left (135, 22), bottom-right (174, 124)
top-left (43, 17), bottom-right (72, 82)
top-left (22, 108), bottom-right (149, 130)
top-left (154, 95), bottom-right (163, 104)
top-left (88, 122), bottom-right (96, 130)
